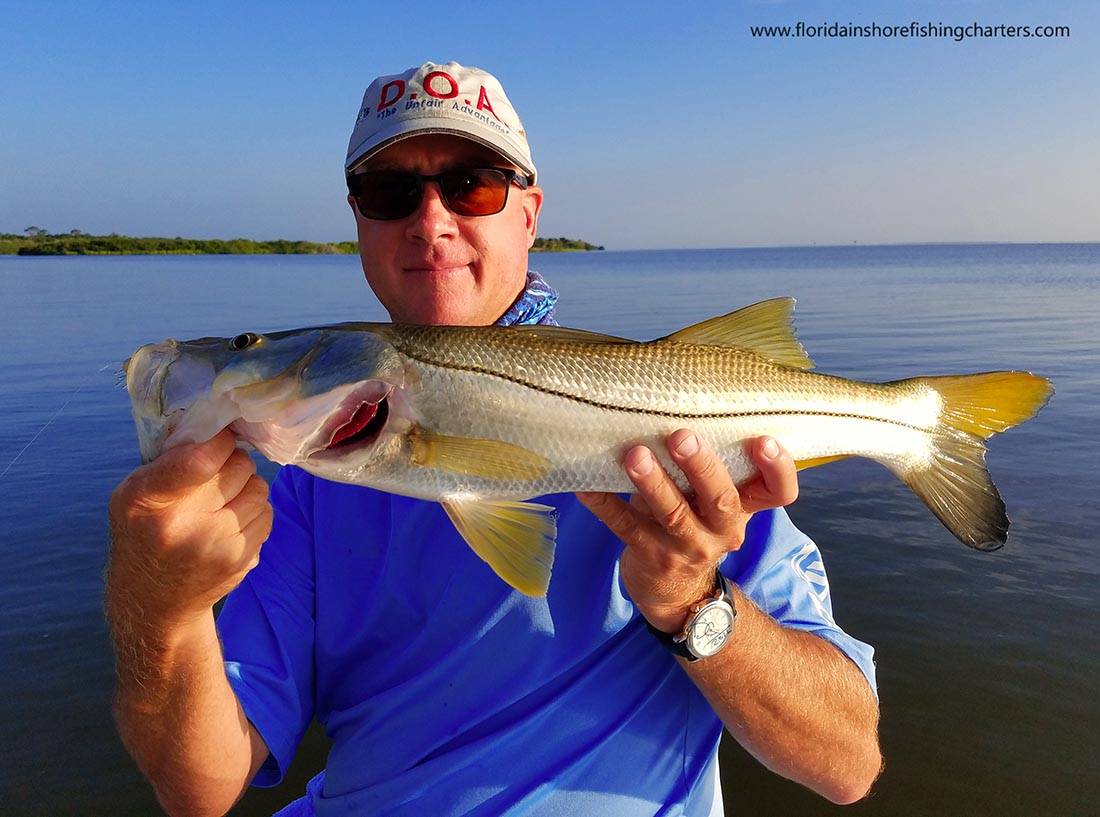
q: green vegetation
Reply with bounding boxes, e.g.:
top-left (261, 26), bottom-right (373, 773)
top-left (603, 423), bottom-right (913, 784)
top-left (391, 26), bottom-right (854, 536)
top-left (2, 228), bottom-right (357, 256)
top-left (1, 228), bottom-right (604, 255)
top-left (531, 236), bottom-right (604, 252)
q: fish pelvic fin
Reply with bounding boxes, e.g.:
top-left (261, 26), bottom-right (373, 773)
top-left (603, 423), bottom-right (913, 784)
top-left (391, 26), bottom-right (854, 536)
top-left (410, 430), bottom-right (552, 481)
top-left (660, 297), bottom-right (815, 370)
top-left (442, 499), bottom-right (557, 596)
top-left (896, 371), bottom-right (1053, 550)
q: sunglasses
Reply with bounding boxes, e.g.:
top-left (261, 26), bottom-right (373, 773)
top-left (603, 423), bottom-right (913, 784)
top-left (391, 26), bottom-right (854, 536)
top-left (347, 167), bottom-right (529, 221)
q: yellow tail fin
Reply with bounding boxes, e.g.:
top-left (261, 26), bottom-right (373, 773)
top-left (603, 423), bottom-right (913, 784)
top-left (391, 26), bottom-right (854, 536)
top-left (894, 371), bottom-right (1053, 550)
top-left (920, 371), bottom-right (1054, 440)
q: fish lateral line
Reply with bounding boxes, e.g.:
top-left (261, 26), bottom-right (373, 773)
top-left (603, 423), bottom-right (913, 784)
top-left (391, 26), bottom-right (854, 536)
top-left (395, 350), bottom-right (937, 431)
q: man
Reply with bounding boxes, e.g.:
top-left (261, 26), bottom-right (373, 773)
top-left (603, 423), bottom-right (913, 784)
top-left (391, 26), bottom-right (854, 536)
top-left (107, 62), bottom-right (880, 817)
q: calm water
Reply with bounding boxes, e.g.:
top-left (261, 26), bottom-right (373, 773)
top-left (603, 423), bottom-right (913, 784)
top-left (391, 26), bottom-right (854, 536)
top-left (1, 245), bottom-right (1097, 816)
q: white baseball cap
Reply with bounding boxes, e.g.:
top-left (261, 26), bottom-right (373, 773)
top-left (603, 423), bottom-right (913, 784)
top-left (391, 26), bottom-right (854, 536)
top-left (346, 61), bottom-right (537, 182)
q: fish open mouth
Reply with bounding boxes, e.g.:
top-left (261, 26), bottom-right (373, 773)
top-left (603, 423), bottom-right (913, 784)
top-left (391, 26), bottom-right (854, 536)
top-left (326, 397), bottom-right (390, 450)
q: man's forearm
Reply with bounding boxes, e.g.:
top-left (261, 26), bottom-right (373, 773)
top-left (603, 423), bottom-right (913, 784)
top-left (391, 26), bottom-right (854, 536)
top-left (685, 586), bottom-right (881, 804)
top-left (109, 590), bottom-right (264, 817)
top-left (106, 431), bottom-right (274, 816)
top-left (578, 433), bottom-right (880, 803)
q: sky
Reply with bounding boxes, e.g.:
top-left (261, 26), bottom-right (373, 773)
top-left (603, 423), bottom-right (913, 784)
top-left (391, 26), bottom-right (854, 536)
top-left (2, 0), bottom-right (1098, 250)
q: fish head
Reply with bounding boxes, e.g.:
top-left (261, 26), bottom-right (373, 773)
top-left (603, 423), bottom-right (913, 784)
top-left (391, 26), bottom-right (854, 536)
top-left (125, 335), bottom-right (251, 463)
top-left (124, 325), bottom-right (409, 468)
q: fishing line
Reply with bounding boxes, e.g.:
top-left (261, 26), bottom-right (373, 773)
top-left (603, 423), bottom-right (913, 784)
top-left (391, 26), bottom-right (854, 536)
top-left (0, 362), bottom-right (116, 481)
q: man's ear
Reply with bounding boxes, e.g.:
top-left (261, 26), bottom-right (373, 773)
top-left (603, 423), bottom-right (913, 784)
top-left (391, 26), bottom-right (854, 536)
top-left (522, 185), bottom-right (544, 248)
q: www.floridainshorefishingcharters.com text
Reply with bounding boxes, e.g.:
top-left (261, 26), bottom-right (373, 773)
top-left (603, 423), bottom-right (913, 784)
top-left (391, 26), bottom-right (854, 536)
top-left (750, 21), bottom-right (1070, 42)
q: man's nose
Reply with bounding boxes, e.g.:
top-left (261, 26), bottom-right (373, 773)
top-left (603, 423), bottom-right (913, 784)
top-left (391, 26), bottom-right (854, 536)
top-left (405, 181), bottom-right (458, 243)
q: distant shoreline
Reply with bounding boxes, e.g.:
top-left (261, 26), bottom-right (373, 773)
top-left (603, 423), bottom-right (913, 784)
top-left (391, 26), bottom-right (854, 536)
top-left (1, 232), bottom-right (604, 256)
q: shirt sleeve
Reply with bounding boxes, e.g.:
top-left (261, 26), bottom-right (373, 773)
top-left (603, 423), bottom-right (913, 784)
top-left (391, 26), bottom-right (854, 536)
top-left (724, 508), bottom-right (877, 697)
top-left (217, 467), bottom-right (317, 786)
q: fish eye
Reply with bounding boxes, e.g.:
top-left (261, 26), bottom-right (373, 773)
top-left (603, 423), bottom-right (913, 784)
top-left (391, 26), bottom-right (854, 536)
top-left (229, 332), bottom-right (261, 351)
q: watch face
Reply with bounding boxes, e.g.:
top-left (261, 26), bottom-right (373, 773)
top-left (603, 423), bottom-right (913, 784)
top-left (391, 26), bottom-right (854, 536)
top-left (686, 600), bottom-right (735, 658)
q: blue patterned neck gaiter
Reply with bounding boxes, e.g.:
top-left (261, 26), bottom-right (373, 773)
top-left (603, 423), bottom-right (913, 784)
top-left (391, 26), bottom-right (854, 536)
top-left (496, 271), bottom-right (559, 327)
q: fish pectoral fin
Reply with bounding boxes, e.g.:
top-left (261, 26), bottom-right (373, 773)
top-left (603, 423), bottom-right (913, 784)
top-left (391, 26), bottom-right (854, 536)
top-left (794, 454), bottom-right (852, 471)
top-left (442, 499), bottom-right (557, 597)
top-left (660, 297), bottom-right (815, 370)
top-left (410, 430), bottom-right (552, 480)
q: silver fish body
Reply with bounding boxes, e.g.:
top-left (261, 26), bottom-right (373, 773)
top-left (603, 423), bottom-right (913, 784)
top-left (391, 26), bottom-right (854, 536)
top-left (125, 299), bottom-right (1052, 595)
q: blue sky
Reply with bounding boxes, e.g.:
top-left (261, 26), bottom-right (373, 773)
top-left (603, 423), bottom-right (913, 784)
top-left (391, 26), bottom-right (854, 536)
top-left (2, 0), bottom-right (1097, 249)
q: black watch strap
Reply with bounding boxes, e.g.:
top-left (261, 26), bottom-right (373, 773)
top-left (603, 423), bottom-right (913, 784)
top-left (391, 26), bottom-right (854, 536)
top-left (644, 568), bottom-right (735, 662)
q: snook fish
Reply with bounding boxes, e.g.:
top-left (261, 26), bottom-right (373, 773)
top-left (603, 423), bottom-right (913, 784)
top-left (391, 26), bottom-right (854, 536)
top-left (124, 298), bottom-right (1052, 596)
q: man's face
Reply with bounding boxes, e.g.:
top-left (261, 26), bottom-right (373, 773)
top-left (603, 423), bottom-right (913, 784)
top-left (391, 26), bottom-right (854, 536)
top-left (348, 134), bottom-right (543, 327)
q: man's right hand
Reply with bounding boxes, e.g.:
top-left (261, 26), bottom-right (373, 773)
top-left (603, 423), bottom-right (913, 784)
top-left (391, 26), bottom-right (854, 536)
top-left (106, 428), bottom-right (274, 816)
top-left (107, 428), bottom-right (273, 628)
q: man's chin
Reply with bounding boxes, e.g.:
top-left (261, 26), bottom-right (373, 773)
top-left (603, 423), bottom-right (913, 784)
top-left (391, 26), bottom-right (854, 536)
top-left (390, 300), bottom-right (492, 327)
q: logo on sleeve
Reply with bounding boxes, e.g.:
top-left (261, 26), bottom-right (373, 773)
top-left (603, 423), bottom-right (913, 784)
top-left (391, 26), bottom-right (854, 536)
top-left (791, 541), bottom-right (835, 624)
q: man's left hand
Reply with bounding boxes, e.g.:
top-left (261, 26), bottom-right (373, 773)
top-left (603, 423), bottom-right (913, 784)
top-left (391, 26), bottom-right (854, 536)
top-left (577, 431), bottom-right (798, 632)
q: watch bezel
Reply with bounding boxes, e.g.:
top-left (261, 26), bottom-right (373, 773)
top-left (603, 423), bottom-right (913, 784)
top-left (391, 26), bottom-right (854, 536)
top-left (683, 596), bottom-right (736, 659)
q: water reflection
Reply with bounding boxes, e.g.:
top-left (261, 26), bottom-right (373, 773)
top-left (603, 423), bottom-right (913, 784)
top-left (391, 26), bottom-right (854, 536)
top-left (2, 244), bottom-right (1097, 816)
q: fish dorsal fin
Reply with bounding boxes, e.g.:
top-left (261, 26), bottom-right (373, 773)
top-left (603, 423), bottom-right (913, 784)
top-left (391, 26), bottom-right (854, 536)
top-left (661, 298), bottom-right (814, 370)
top-left (510, 325), bottom-right (631, 345)
top-left (442, 498), bottom-right (557, 596)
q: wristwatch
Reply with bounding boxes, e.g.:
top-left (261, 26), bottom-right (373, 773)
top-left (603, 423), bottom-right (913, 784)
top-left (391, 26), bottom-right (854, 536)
top-left (644, 567), bottom-right (737, 661)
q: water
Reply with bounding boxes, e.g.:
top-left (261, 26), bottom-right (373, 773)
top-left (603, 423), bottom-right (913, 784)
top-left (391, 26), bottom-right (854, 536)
top-left (1, 245), bottom-right (1097, 816)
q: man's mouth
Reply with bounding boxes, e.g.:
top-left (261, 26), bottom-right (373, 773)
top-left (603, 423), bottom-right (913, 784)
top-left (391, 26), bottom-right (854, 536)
top-left (403, 260), bottom-right (470, 274)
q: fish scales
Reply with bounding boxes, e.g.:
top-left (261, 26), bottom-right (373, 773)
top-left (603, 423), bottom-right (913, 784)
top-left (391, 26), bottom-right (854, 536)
top-left (367, 325), bottom-right (950, 505)
top-left (383, 324), bottom-right (926, 423)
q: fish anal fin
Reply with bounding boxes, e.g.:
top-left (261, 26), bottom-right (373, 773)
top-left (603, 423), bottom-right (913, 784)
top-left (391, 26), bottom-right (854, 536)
top-left (661, 298), bottom-right (814, 370)
top-left (410, 430), bottom-right (552, 481)
top-left (795, 454), bottom-right (852, 472)
top-left (443, 499), bottom-right (557, 596)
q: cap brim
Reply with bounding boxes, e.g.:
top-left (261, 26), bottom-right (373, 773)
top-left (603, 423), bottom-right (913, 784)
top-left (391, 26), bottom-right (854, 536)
top-left (345, 116), bottom-right (536, 182)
